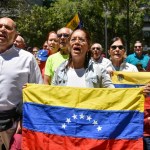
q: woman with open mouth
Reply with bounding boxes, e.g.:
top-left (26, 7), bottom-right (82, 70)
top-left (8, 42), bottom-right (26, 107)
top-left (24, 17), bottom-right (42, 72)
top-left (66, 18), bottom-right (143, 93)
top-left (52, 29), bottom-right (114, 88)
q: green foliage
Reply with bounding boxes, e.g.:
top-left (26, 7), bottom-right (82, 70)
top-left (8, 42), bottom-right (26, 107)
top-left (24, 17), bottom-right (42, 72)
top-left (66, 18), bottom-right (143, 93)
top-left (4, 0), bottom-right (149, 52)
top-left (17, 5), bottom-right (54, 47)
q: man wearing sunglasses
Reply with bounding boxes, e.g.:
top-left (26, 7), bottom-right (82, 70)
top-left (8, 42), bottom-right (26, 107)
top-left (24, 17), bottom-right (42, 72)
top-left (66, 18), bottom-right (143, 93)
top-left (126, 41), bottom-right (150, 71)
top-left (90, 43), bottom-right (112, 71)
top-left (44, 27), bottom-right (73, 84)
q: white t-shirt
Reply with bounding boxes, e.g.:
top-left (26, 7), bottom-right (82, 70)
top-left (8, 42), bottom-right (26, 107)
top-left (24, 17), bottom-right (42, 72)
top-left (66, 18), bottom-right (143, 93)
top-left (92, 57), bottom-right (112, 71)
top-left (66, 68), bottom-right (86, 87)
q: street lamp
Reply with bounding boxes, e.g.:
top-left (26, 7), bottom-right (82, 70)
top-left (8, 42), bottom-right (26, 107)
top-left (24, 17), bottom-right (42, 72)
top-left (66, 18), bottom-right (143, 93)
top-left (103, 5), bottom-right (110, 58)
top-left (126, 0), bottom-right (130, 55)
top-left (104, 10), bottom-right (108, 58)
top-left (140, 4), bottom-right (150, 51)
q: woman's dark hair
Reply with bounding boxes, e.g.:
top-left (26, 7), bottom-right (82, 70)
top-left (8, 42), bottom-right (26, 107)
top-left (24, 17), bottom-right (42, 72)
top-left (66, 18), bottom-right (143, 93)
top-left (66, 29), bottom-right (91, 69)
top-left (109, 37), bottom-right (126, 48)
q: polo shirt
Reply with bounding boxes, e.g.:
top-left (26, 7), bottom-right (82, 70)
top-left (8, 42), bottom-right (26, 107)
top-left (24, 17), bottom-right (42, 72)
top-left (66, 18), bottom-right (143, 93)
top-left (45, 51), bottom-right (69, 79)
top-left (126, 53), bottom-right (149, 69)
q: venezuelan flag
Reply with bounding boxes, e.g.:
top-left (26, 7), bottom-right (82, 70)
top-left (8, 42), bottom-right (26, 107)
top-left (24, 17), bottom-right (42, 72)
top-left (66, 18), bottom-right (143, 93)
top-left (112, 71), bottom-right (150, 88)
top-left (112, 71), bottom-right (150, 138)
top-left (22, 84), bottom-right (144, 150)
top-left (66, 13), bottom-right (82, 30)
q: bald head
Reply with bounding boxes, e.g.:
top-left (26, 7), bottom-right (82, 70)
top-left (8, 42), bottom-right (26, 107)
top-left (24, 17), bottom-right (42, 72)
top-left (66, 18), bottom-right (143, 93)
top-left (14, 35), bottom-right (26, 49)
top-left (57, 27), bottom-right (73, 54)
top-left (0, 17), bottom-right (16, 30)
top-left (57, 27), bottom-right (73, 35)
top-left (91, 43), bottom-right (103, 61)
top-left (0, 17), bottom-right (17, 52)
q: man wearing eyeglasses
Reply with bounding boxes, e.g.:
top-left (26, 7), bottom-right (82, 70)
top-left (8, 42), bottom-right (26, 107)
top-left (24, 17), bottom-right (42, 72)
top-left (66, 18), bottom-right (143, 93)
top-left (126, 41), bottom-right (150, 71)
top-left (0, 17), bottom-right (43, 149)
top-left (90, 43), bottom-right (112, 71)
top-left (44, 27), bottom-right (73, 84)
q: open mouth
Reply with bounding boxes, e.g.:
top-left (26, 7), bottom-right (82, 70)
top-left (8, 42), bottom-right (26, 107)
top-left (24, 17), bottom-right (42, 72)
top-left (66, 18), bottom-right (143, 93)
top-left (0, 34), bottom-right (6, 39)
top-left (114, 54), bottom-right (121, 58)
top-left (73, 47), bottom-right (81, 52)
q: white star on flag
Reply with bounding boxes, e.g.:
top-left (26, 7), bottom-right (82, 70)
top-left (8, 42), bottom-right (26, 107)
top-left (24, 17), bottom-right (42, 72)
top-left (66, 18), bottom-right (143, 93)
top-left (62, 123), bottom-right (67, 129)
top-left (61, 113), bottom-right (103, 133)
top-left (97, 126), bottom-right (102, 131)
top-left (79, 113), bottom-right (84, 119)
top-left (72, 114), bottom-right (77, 119)
top-left (66, 118), bottom-right (71, 124)
top-left (93, 120), bottom-right (98, 125)
top-left (87, 115), bottom-right (92, 121)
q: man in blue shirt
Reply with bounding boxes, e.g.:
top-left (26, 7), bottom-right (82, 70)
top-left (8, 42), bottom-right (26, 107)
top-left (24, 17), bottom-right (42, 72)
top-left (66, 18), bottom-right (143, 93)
top-left (126, 41), bottom-right (149, 71)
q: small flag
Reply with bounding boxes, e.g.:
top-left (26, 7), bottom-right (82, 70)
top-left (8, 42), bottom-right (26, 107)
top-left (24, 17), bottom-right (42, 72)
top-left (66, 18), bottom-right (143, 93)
top-left (66, 13), bottom-right (82, 30)
top-left (112, 71), bottom-right (150, 138)
top-left (112, 71), bottom-right (150, 88)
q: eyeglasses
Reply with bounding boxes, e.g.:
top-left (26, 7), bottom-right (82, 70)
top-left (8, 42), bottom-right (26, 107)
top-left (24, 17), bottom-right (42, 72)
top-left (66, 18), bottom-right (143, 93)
top-left (91, 47), bottom-right (101, 51)
top-left (57, 33), bottom-right (69, 38)
top-left (0, 24), bottom-right (14, 31)
top-left (111, 45), bottom-right (124, 50)
top-left (134, 46), bottom-right (142, 48)
top-left (70, 37), bottom-right (86, 44)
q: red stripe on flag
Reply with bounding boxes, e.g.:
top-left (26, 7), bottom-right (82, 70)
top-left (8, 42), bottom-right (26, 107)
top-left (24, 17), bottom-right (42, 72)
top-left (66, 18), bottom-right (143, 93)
top-left (144, 96), bottom-right (150, 136)
top-left (22, 128), bottom-right (143, 150)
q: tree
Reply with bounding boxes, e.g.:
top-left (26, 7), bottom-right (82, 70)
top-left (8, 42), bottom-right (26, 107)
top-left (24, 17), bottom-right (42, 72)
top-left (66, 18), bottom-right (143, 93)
top-left (14, 0), bottom-right (149, 52)
top-left (16, 5), bottom-right (54, 47)
top-left (0, 0), bottom-right (30, 18)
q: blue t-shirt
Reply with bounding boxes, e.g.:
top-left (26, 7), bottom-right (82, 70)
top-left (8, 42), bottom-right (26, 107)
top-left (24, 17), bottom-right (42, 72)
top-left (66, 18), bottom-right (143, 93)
top-left (126, 53), bottom-right (149, 69)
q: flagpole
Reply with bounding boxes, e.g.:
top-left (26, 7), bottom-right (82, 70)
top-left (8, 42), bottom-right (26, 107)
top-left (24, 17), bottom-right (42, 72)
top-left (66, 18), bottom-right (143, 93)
top-left (104, 11), bottom-right (108, 58)
top-left (126, 0), bottom-right (130, 55)
top-left (104, 4), bottom-right (108, 58)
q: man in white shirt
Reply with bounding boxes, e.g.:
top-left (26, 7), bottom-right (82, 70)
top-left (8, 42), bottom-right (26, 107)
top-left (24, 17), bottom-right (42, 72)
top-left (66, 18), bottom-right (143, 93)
top-left (91, 43), bottom-right (112, 71)
top-left (0, 17), bottom-right (43, 149)
top-left (14, 34), bottom-right (26, 49)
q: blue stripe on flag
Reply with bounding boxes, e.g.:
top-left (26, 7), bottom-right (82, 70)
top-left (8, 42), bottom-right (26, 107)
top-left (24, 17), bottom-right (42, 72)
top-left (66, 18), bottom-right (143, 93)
top-left (23, 102), bottom-right (143, 140)
top-left (114, 84), bottom-right (144, 88)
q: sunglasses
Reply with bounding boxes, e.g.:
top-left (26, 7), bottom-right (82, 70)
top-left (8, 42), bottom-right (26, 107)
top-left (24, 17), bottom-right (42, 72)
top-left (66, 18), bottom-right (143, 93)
top-left (134, 46), bottom-right (142, 48)
top-left (111, 45), bottom-right (124, 50)
top-left (57, 33), bottom-right (69, 38)
top-left (91, 47), bottom-right (101, 51)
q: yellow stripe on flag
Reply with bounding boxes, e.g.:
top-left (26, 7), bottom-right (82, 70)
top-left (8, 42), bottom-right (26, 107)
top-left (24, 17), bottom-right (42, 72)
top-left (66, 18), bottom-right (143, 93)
top-left (23, 84), bottom-right (144, 112)
top-left (66, 13), bottom-right (80, 30)
top-left (112, 71), bottom-right (150, 84)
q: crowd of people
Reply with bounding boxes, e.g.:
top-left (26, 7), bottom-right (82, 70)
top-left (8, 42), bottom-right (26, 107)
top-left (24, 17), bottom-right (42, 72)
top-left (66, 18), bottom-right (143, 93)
top-left (0, 17), bottom-right (150, 150)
